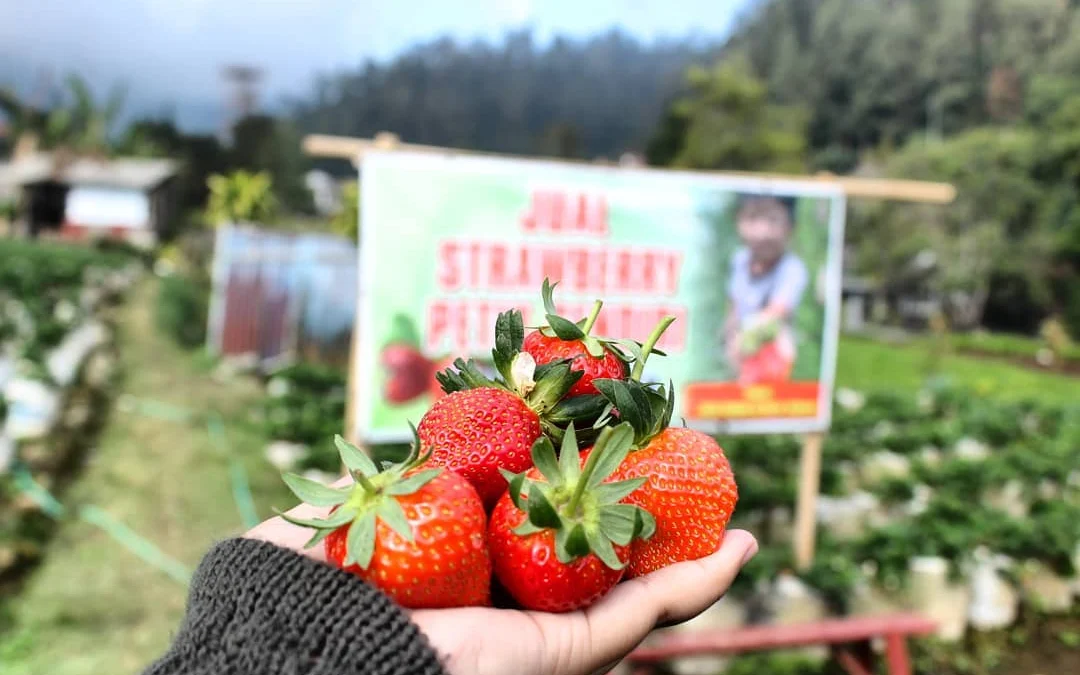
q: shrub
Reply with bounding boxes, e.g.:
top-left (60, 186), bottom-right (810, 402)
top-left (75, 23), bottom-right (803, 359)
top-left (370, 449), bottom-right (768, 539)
top-left (155, 275), bottom-right (209, 349)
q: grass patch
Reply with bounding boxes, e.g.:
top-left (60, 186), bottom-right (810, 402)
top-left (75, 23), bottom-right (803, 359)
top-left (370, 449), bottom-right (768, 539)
top-left (836, 335), bottom-right (1078, 404)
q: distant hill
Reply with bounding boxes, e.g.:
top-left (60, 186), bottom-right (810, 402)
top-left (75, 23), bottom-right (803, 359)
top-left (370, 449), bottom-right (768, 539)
top-left (288, 30), bottom-right (722, 159)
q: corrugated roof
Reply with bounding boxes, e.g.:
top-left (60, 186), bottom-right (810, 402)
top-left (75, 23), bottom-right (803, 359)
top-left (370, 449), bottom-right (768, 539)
top-left (6, 153), bottom-right (178, 191)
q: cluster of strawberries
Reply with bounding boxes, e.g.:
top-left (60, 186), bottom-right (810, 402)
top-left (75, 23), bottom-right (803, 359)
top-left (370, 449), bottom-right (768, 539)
top-left (280, 281), bottom-right (739, 613)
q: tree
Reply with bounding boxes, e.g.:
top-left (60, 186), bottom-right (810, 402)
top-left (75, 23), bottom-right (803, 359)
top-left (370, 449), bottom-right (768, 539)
top-left (331, 181), bottom-right (359, 241)
top-left (231, 115), bottom-right (313, 213)
top-left (0, 74), bottom-right (125, 157)
top-left (205, 170), bottom-right (279, 226)
top-left (648, 59), bottom-right (808, 172)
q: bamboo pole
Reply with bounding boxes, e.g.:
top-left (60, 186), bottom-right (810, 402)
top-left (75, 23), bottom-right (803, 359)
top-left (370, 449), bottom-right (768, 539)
top-left (302, 133), bottom-right (957, 204)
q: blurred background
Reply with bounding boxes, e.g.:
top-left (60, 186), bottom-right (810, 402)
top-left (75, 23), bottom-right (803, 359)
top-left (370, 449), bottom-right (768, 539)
top-left (1, 1), bottom-right (1079, 674)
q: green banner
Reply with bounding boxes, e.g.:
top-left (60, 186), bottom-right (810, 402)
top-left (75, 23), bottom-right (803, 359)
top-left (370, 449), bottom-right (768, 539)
top-left (356, 152), bottom-right (845, 442)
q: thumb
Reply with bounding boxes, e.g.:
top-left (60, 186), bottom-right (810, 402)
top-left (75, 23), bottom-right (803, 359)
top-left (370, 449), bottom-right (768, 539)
top-left (578, 530), bottom-right (757, 672)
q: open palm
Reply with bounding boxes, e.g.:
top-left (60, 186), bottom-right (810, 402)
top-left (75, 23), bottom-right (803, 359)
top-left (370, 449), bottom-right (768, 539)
top-left (248, 484), bottom-right (757, 675)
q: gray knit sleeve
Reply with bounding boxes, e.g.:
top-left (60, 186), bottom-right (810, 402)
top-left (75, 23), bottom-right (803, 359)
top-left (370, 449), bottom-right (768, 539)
top-left (144, 538), bottom-right (447, 675)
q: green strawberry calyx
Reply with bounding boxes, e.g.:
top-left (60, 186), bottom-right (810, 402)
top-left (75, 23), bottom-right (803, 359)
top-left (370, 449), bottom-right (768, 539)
top-left (435, 308), bottom-right (604, 432)
top-left (535, 278), bottom-right (662, 366)
top-left (499, 422), bottom-right (656, 570)
top-left (591, 314), bottom-right (678, 446)
top-left (276, 428), bottom-right (441, 570)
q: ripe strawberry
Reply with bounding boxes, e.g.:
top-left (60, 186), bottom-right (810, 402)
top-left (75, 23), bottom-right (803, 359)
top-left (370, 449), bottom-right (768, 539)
top-left (424, 309), bottom-right (604, 507)
top-left (522, 279), bottom-right (630, 397)
top-left (488, 424), bottom-right (656, 612)
top-left (601, 424), bottom-right (737, 578)
top-left (592, 317), bottom-right (738, 578)
top-left (279, 433), bottom-right (491, 609)
top-left (419, 387), bottom-right (542, 508)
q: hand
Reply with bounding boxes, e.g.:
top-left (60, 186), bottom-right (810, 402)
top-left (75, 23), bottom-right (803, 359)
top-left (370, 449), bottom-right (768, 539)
top-left (247, 480), bottom-right (758, 675)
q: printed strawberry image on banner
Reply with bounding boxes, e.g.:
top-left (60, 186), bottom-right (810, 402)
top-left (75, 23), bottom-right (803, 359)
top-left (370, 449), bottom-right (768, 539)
top-left (381, 313), bottom-right (438, 406)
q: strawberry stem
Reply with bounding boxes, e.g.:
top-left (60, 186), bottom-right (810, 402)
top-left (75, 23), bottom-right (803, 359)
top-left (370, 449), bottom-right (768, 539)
top-left (631, 316), bottom-right (676, 381)
top-left (581, 300), bottom-right (603, 336)
top-left (566, 429), bottom-right (607, 515)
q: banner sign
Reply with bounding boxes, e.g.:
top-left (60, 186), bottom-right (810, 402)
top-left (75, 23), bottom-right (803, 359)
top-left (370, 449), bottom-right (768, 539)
top-left (356, 151), bottom-right (845, 442)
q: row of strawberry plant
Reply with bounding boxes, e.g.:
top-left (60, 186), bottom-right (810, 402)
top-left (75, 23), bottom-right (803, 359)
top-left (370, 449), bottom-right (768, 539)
top-left (719, 380), bottom-right (1080, 644)
top-left (0, 238), bottom-right (140, 579)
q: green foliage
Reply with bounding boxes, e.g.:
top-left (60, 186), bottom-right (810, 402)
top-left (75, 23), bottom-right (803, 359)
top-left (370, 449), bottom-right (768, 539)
top-left (291, 31), bottom-right (712, 160)
top-left (652, 59), bottom-right (808, 172)
top-left (155, 275), bottom-right (209, 350)
top-left (723, 653), bottom-right (835, 675)
top-left (0, 239), bottom-right (130, 368)
top-left (331, 182), bottom-right (359, 241)
top-left (262, 364), bottom-right (347, 471)
top-left (733, 377), bottom-right (1080, 602)
top-left (205, 170), bottom-right (279, 226)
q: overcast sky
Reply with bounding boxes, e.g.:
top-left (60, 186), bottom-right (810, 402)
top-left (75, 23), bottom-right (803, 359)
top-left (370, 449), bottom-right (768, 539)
top-left (1, 0), bottom-right (754, 129)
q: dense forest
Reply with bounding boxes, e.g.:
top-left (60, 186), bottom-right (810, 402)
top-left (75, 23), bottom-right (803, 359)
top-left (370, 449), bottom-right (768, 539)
top-left (290, 31), bottom-right (713, 160)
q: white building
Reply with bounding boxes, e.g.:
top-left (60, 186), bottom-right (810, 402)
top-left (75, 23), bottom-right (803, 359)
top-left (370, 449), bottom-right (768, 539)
top-left (6, 153), bottom-right (179, 248)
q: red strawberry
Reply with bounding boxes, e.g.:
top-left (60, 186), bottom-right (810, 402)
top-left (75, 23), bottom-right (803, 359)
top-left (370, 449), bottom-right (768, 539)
top-left (423, 309), bottom-right (601, 507)
top-left (419, 387), bottom-right (542, 508)
top-left (602, 425), bottom-right (737, 578)
top-left (522, 279), bottom-right (631, 397)
top-left (280, 433), bottom-right (491, 609)
top-left (591, 316), bottom-right (738, 578)
top-left (488, 424), bottom-right (655, 612)
top-left (524, 331), bottom-right (628, 397)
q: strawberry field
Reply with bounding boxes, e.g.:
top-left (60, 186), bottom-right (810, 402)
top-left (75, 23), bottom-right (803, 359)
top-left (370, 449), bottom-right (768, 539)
top-left (648, 381), bottom-right (1080, 674)
top-left (0, 240), bottom-right (139, 591)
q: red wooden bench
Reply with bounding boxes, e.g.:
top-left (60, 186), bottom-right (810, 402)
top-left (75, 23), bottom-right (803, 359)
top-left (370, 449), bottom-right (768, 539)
top-left (627, 613), bottom-right (937, 675)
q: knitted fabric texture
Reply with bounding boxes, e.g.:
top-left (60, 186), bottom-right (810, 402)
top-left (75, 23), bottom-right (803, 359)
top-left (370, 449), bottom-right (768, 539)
top-left (144, 538), bottom-right (447, 675)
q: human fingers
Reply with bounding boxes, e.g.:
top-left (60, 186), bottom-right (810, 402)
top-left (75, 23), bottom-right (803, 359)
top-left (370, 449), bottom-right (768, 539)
top-left (576, 530), bottom-right (757, 669)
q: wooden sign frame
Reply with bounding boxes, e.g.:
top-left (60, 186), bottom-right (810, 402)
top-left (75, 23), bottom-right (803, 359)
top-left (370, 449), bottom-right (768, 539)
top-left (307, 132), bottom-right (956, 569)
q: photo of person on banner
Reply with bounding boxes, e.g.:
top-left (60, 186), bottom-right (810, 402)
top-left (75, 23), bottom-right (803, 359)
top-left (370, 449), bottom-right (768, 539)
top-left (722, 194), bottom-right (809, 385)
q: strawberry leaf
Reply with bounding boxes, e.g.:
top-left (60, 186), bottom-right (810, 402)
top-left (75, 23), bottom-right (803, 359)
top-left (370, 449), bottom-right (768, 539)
top-left (599, 506), bottom-right (637, 546)
top-left (493, 310), bottom-right (525, 384)
top-left (594, 380), bottom-right (646, 438)
top-left (526, 483), bottom-right (561, 528)
top-left (541, 278), bottom-right (559, 315)
top-left (435, 367), bottom-right (468, 394)
top-left (278, 506), bottom-right (356, 531)
top-left (546, 394), bottom-right (609, 426)
top-left (633, 507), bottom-right (657, 541)
top-left (531, 436), bottom-right (562, 486)
top-left (335, 435), bottom-right (378, 477)
top-left (555, 523), bottom-right (590, 563)
top-left (345, 511), bottom-right (377, 568)
top-left (583, 336), bottom-right (606, 358)
top-left (586, 527), bottom-right (625, 570)
top-left (503, 470), bottom-right (527, 510)
top-left (558, 425), bottom-right (582, 483)
top-left (302, 526), bottom-right (335, 549)
top-left (386, 468), bottom-right (441, 496)
top-left (547, 314), bottom-right (586, 341)
top-left (528, 361), bottom-right (583, 411)
top-left (512, 519), bottom-right (544, 537)
top-left (593, 477), bottom-right (646, 504)
top-left (376, 498), bottom-right (415, 543)
top-left (585, 423), bottom-right (635, 488)
top-left (281, 472), bottom-right (350, 507)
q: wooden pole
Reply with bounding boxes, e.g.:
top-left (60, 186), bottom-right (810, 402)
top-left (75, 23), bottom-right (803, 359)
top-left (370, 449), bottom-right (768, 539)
top-left (793, 432), bottom-right (825, 570)
top-left (302, 133), bottom-right (958, 205)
